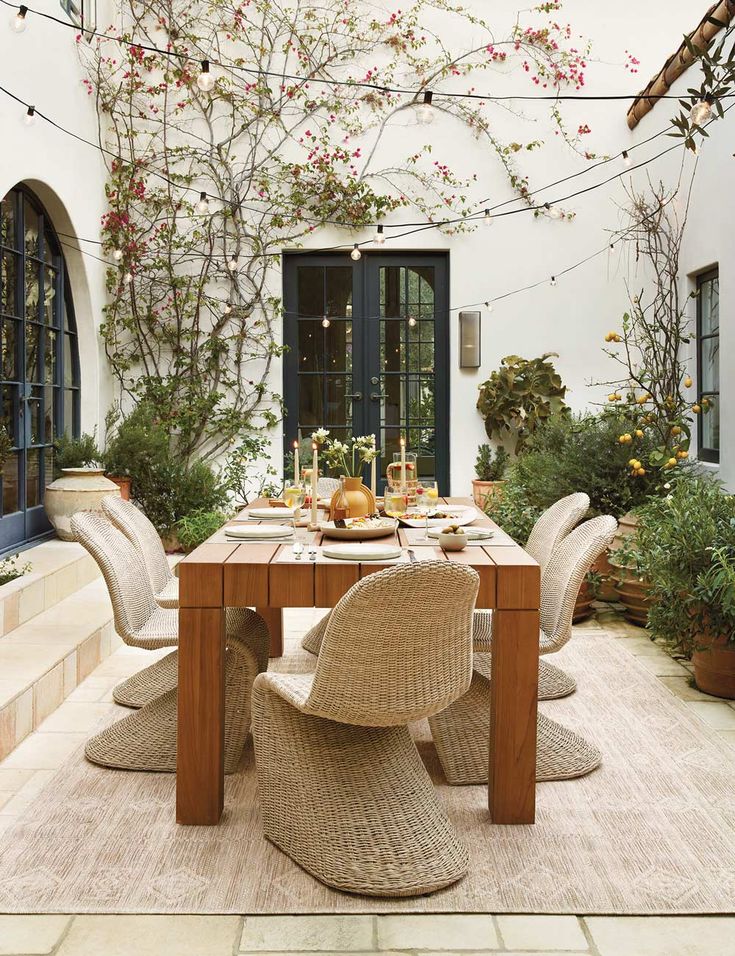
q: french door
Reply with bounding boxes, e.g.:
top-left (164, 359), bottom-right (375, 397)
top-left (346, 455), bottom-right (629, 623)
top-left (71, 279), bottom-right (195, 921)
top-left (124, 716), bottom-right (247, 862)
top-left (283, 252), bottom-right (449, 492)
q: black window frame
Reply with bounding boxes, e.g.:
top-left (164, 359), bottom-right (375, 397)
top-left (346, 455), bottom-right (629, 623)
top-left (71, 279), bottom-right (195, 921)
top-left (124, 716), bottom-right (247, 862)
top-left (696, 266), bottom-right (720, 464)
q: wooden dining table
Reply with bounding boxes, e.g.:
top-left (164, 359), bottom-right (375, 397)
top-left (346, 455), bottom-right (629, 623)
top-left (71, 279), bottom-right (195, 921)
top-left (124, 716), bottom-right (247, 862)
top-left (176, 497), bottom-right (540, 827)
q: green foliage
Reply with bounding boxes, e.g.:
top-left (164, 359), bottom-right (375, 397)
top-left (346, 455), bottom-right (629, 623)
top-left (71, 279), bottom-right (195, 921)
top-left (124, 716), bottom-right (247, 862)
top-left (484, 464), bottom-right (543, 544)
top-left (476, 353), bottom-right (568, 454)
top-left (512, 411), bottom-right (663, 518)
top-left (101, 403), bottom-right (169, 479)
top-left (175, 509), bottom-right (230, 552)
top-left (225, 434), bottom-right (281, 503)
top-left (635, 475), bottom-right (735, 652)
top-left (0, 554), bottom-right (31, 586)
top-left (0, 424), bottom-right (12, 468)
top-left (53, 432), bottom-right (100, 475)
top-left (133, 459), bottom-right (230, 535)
top-left (474, 444), bottom-right (509, 481)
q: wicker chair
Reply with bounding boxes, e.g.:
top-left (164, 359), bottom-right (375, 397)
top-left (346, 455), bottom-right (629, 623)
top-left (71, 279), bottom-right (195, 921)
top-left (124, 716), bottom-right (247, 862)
top-left (71, 511), bottom-right (269, 772)
top-left (316, 476), bottom-right (341, 498)
top-left (429, 515), bottom-right (617, 785)
top-left (252, 561), bottom-right (479, 897)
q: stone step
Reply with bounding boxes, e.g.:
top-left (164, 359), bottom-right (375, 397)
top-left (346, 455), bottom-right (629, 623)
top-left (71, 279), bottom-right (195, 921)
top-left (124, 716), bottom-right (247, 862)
top-left (0, 540), bottom-right (100, 639)
top-left (0, 576), bottom-right (119, 761)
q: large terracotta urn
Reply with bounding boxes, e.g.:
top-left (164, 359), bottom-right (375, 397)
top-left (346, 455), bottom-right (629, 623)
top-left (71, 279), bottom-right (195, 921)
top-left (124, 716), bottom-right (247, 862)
top-left (692, 634), bottom-right (735, 699)
top-left (329, 476), bottom-right (376, 519)
top-left (45, 468), bottom-right (121, 541)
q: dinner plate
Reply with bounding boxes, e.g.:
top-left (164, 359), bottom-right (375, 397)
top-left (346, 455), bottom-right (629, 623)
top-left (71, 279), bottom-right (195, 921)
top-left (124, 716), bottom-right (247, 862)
top-left (427, 526), bottom-right (494, 540)
top-left (398, 505), bottom-right (479, 528)
top-left (245, 507), bottom-right (296, 520)
top-left (224, 525), bottom-right (293, 540)
top-left (320, 519), bottom-right (397, 541)
top-left (322, 543), bottom-right (402, 562)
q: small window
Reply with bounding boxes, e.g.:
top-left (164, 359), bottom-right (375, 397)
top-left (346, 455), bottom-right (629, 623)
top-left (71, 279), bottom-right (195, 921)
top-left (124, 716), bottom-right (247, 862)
top-left (696, 268), bottom-right (719, 463)
top-left (59, 0), bottom-right (82, 27)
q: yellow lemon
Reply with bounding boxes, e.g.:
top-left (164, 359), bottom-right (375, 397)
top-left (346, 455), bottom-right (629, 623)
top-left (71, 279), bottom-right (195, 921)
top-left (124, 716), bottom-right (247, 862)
top-left (692, 404), bottom-right (701, 414)
top-left (637, 467), bottom-right (646, 476)
top-left (635, 429), bottom-right (644, 438)
top-left (684, 376), bottom-right (693, 388)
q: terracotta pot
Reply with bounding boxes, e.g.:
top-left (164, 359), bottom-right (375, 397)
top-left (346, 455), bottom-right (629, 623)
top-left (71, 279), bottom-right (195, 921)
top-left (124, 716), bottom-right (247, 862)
top-left (609, 560), bottom-right (654, 627)
top-left (471, 478), bottom-right (506, 510)
top-left (160, 530), bottom-right (184, 554)
top-left (592, 550), bottom-right (618, 602)
top-left (692, 635), bottom-right (735, 699)
top-left (329, 476), bottom-right (376, 520)
top-left (44, 468), bottom-right (121, 541)
top-left (573, 578), bottom-right (595, 623)
top-left (108, 475), bottom-right (131, 500)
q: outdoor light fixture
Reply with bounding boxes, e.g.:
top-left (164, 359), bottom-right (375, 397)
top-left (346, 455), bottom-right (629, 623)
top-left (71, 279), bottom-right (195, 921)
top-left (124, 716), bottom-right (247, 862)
top-left (321, 315), bottom-right (330, 328)
top-left (416, 90), bottom-right (435, 125)
top-left (374, 224), bottom-right (386, 245)
top-left (690, 97), bottom-right (713, 126)
top-left (11, 5), bottom-right (28, 32)
top-left (197, 60), bottom-right (215, 92)
top-left (23, 105), bottom-right (35, 126)
top-left (195, 192), bottom-right (210, 214)
top-left (458, 311), bottom-right (481, 369)
top-left (350, 244), bottom-right (362, 261)
top-left (621, 150), bottom-right (632, 167)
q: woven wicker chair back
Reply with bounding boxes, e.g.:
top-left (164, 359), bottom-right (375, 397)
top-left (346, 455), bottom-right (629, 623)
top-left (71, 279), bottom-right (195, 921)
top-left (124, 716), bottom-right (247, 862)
top-left (307, 561), bottom-right (479, 727)
top-left (71, 510), bottom-right (159, 640)
top-left (540, 514), bottom-right (617, 652)
top-left (525, 493), bottom-right (590, 571)
top-left (102, 495), bottom-right (173, 595)
top-left (316, 477), bottom-right (340, 497)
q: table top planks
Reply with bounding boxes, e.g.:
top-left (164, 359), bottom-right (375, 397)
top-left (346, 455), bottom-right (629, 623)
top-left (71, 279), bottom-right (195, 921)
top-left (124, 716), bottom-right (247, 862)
top-left (179, 496), bottom-right (537, 611)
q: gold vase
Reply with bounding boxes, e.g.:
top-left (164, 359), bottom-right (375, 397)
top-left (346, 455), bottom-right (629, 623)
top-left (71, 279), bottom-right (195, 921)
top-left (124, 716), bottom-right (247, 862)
top-left (329, 476), bottom-right (376, 519)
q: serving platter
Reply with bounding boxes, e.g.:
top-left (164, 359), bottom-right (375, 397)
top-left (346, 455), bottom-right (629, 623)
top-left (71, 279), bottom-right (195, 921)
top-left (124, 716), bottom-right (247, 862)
top-left (320, 517), bottom-right (397, 540)
top-left (398, 504), bottom-right (479, 528)
top-left (427, 525), bottom-right (494, 540)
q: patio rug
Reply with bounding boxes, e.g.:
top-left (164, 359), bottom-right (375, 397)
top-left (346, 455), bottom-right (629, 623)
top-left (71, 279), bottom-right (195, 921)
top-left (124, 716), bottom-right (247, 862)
top-left (2, 627), bottom-right (735, 915)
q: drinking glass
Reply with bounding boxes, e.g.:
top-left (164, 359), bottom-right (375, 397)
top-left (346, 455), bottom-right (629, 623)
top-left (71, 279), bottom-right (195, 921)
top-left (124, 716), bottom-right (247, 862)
top-left (283, 483), bottom-right (306, 541)
top-left (384, 488), bottom-right (408, 519)
top-left (415, 480), bottom-right (439, 542)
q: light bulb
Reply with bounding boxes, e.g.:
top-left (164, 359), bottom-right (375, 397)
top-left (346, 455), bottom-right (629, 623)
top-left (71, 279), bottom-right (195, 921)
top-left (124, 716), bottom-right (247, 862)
top-left (550, 276), bottom-right (557, 287)
top-left (350, 244), bottom-right (361, 261)
top-left (195, 191), bottom-right (210, 215)
top-left (123, 272), bottom-right (133, 284)
top-left (484, 301), bottom-right (494, 313)
top-left (416, 90), bottom-right (435, 125)
top-left (621, 150), bottom-right (632, 167)
top-left (197, 60), bottom-right (215, 93)
top-left (227, 255), bottom-right (239, 271)
top-left (407, 315), bottom-right (417, 327)
top-left (374, 224), bottom-right (385, 245)
top-left (321, 315), bottom-right (330, 328)
top-left (112, 248), bottom-right (123, 261)
top-left (544, 203), bottom-right (563, 220)
top-left (223, 302), bottom-right (232, 315)
top-left (482, 208), bottom-right (493, 226)
top-left (690, 98), bottom-right (713, 126)
top-left (11, 5), bottom-right (28, 32)
top-left (23, 105), bottom-right (35, 126)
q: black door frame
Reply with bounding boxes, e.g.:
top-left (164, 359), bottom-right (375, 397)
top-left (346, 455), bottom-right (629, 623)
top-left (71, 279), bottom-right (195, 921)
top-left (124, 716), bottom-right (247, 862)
top-left (282, 251), bottom-right (450, 491)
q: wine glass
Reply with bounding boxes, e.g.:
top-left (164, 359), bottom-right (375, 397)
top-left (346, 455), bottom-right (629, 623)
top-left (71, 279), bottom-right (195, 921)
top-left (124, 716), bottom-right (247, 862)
top-left (283, 482), bottom-right (306, 544)
top-left (415, 480), bottom-right (439, 542)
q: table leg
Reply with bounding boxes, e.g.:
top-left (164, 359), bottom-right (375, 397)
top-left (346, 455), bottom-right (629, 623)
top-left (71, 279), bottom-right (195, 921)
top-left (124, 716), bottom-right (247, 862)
top-left (258, 606), bottom-right (283, 657)
top-left (176, 606), bottom-right (226, 825)
top-left (488, 608), bottom-right (539, 823)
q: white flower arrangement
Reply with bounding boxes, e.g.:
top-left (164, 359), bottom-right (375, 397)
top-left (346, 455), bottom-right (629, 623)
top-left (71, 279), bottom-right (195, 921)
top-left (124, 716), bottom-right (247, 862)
top-left (321, 433), bottom-right (381, 477)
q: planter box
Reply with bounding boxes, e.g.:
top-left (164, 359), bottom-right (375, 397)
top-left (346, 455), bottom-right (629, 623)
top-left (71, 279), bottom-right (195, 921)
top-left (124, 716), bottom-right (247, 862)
top-left (471, 479), bottom-right (506, 511)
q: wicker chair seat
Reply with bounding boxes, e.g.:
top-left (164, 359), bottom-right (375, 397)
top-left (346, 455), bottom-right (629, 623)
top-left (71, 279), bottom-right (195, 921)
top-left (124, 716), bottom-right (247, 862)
top-left (155, 577), bottom-right (179, 609)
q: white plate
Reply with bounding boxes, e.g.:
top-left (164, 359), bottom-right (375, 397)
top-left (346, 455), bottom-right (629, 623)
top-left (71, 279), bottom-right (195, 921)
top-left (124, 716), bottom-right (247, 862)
top-left (322, 543), bottom-right (402, 562)
top-left (427, 526), bottom-right (494, 540)
top-left (320, 519), bottom-right (397, 541)
top-left (399, 505), bottom-right (479, 528)
top-left (245, 507), bottom-right (296, 520)
top-left (225, 525), bottom-right (293, 540)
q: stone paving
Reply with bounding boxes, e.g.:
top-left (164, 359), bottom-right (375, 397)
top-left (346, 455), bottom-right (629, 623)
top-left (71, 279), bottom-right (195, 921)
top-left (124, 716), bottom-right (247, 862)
top-left (1, 608), bottom-right (735, 955)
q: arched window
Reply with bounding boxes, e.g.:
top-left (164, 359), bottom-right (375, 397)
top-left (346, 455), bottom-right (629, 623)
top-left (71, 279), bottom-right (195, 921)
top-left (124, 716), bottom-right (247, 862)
top-left (0, 185), bottom-right (81, 550)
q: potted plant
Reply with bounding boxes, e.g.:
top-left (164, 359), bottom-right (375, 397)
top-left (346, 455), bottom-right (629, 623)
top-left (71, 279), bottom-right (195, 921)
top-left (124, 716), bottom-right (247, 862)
top-left (472, 444), bottom-right (509, 509)
top-left (319, 432), bottom-right (379, 518)
top-left (635, 475), bottom-right (735, 698)
top-left (45, 432), bottom-right (120, 541)
top-left (476, 353), bottom-right (568, 454)
top-left (607, 532), bottom-right (653, 626)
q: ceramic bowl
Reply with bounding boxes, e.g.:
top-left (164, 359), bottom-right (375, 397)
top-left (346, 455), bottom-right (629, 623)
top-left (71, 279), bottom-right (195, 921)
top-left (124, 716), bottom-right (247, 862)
top-left (438, 530), bottom-right (467, 551)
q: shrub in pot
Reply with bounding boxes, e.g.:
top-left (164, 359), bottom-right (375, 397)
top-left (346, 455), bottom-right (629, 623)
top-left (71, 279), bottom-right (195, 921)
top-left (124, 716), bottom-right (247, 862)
top-left (472, 444), bottom-right (509, 508)
top-left (635, 475), bottom-right (735, 698)
top-left (607, 532), bottom-right (653, 627)
top-left (45, 432), bottom-right (120, 541)
top-left (101, 404), bottom-right (171, 501)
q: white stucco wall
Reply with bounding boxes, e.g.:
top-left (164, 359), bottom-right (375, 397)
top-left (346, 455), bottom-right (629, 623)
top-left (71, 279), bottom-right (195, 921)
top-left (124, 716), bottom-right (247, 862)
top-left (1, 0), bottom-right (731, 495)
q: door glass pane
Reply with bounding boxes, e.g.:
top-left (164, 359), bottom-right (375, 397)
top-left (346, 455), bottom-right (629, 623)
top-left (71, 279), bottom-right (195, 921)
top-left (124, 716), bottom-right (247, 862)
top-left (64, 390), bottom-right (76, 435)
top-left (0, 194), bottom-right (16, 250)
top-left (26, 447), bottom-right (41, 508)
top-left (2, 384), bottom-right (19, 444)
top-left (44, 386), bottom-right (55, 442)
top-left (26, 323), bottom-right (42, 383)
top-left (43, 446), bottom-right (54, 488)
top-left (701, 398), bottom-right (719, 452)
top-left (24, 197), bottom-right (40, 259)
top-left (2, 319), bottom-right (19, 380)
top-left (1, 252), bottom-right (18, 315)
top-left (298, 321), bottom-right (323, 373)
top-left (45, 330), bottom-right (57, 383)
top-left (325, 267), bottom-right (352, 317)
top-left (43, 267), bottom-right (57, 325)
top-left (64, 334), bottom-right (74, 385)
top-left (298, 376), bottom-right (322, 428)
top-left (701, 338), bottom-right (719, 392)
top-left (700, 277), bottom-right (719, 335)
top-left (324, 374), bottom-right (353, 427)
top-left (44, 226), bottom-right (57, 262)
top-left (25, 258), bottom-right (40, 322)
top-left (297, 267), bottom-right (323, 317)
top-left (2, 450), bottom-right (20, 515)
top-left (28, 386), bottom-right (43, 444)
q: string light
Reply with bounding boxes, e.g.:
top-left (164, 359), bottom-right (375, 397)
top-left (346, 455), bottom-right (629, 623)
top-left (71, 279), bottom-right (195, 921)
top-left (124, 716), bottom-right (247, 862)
top-left (374, 224), bottom-right (385, 245)
top-left (197, 60), bottom-right (215, 93)
top-left (321, 315), bottom-right (330, 328)
top-left (484, 301), bottom-right (494, 313)
top-left (23, 104), bottom-right (35, 125)
top-left (10, 4), bottom-right (27, 32)
top-left (483, 208), bottom-right (493, 226)
top-left (223, 301), bottom-right (232, 314)
top-left (123, 271), bottom-right (133, 284)
top-left (416, 90), bottom-right (435, 125)
top-left (227, 255), bottom-right (239, 271)
top-left (195, 191), bottom-right (210, 214)
top-left (112, 248), bottom-right (123, 261)
top-left (544, 203), bottom-right (563, 220)
top-left (550, 276), bottom-right (557, 287)
top-left (350, 244), bottom-right (362, 261)
top-left (621, 150), bottom-right (632, 167)
top-left (407, 315), bottom-right (417, 327)
top-left (690, 97), bottom-right (713, 126)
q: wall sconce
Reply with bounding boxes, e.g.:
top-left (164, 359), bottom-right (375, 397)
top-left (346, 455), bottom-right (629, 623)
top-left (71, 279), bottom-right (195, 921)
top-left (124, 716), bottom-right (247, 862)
top-left (458, 310), bottom-right (481, 368)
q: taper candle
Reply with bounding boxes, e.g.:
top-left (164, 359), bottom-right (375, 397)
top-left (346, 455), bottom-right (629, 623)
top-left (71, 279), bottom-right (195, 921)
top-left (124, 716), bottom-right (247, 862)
top-left (293, 440), bottom-right (299, 485)
top-left (311, 443), bottom-right (318, 528)
top-left (400, 435), bottom-right (406, 488)
top-left (370, 455), bottom-right (377, 499)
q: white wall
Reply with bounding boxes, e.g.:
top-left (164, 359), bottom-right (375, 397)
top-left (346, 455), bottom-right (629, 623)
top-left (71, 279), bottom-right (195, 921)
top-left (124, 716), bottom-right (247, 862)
top-left (2, 0), bottom-right (731, 493)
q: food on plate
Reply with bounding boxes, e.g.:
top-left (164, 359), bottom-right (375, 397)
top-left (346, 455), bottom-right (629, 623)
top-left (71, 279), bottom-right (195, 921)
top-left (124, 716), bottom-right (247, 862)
top-left (340, 514), bottom-right (395, 529)
top-left (402, 510), bottom-right (461, 521)
top-left (441, 524), bottom-right (467, 535)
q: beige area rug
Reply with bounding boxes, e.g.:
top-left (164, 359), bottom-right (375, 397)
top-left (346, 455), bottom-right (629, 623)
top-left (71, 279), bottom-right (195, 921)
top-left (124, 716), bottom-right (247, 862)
top-left (2, 627), bottom-right (735, 915)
